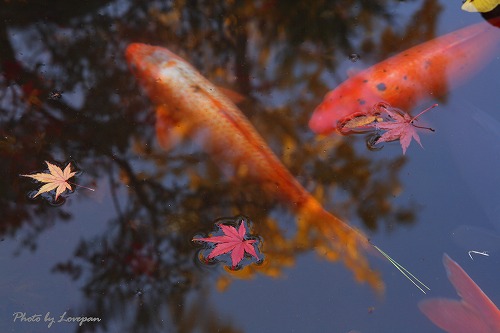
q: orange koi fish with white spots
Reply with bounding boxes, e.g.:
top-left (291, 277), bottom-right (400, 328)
top-left (125, 43), bottom-right (382, 290)
top-left (309, 19), bottom-right (500, 135)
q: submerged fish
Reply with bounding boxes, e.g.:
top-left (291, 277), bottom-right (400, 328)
top-left (419, 254), bottom-right (500, 333)
top-left (309, 19), bottom-right (500, 135)
top-left (125, 44), bottom-right (381, 289)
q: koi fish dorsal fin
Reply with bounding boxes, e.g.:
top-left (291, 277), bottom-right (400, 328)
top-left (418, 254), bottom-right (500, 333)
top-left (155, 105), bottom-right (193, 151)
top-left (216, 86), bottom-right (245, 104)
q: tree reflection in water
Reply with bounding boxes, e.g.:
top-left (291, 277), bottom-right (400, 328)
top-left (0, 0), bottom-right (440, 331)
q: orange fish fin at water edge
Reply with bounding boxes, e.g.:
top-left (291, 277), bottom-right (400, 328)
top-left (155, 105), bottom-right (193, 151)
top-left (419, 254), bottom-right (500, 333)
top-left (419, 299), bottom-right (493, 333)
top-left (442, 254), bottom-right (500, 321)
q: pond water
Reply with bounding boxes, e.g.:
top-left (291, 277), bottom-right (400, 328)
top-left (1, 1), bottom-right (500, 332)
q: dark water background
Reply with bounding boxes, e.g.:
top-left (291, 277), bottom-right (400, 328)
top-left (1, 1), bottom-right (499, 332)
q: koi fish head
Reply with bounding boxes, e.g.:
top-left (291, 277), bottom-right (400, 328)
top-left (126, 43), bottom-right (190, 72)
top-left (126, 43), bottom-right (242, 151)
top-left (309, 75), bottom-right (382, 135)
top-left (125, 43), bottom-right (200, 104)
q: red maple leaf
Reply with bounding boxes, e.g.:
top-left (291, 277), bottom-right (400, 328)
top-left (193, 220), bottom-right (259, 267)
top-left (371, 103), bottom-right (437, 154)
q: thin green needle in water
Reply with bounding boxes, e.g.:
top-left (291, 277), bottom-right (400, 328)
top-left (372, 244), bottom-right (431, 294)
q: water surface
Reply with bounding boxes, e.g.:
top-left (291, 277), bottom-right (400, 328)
top-left (1, 1), bottom-right (499, 332)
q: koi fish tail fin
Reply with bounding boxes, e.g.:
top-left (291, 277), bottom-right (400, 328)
top-left (419, 254), bottom-right (500, 333)
top-left (442, 254), bottom-right (500, 319)
top-left (295, 197), bottom-right (383, 293)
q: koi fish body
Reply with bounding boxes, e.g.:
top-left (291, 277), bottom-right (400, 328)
top-left (125, 44), bottom-right (310, 206)
top-left (309, 20), bottom-right (500, 135)
top-left (125, 44), bottom-right (381, 289)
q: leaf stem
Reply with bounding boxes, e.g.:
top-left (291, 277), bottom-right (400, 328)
top-left (68, 181), bottom-right (95, 192)
top-left (411, 103), bottom-right (438, 122)
top-left (412, 124), bottom-right (435, 132)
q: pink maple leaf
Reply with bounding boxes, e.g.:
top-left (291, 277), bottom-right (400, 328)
top-left (371, 103), bottom-right (437, 154)
top-left (193, 220), bottom-right (259, 267)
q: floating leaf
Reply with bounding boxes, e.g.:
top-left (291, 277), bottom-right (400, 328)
top-left (193, 219), bottom-right (260, 268)
top-left (338, 113), bottom-right (383, 134)
top-left (21, 161), bottom-right (93, 200)
top-left (370, 103), bottom-right (437, 154)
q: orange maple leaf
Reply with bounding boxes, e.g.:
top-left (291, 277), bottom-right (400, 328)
top-left (22, 161), bottom-right (77, 200)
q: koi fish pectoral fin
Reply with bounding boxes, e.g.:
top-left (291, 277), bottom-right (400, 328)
top-left (155, 105), bottom-right (192, 151)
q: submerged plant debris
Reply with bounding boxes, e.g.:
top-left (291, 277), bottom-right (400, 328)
top-left (193, 217), bottom-right (261, 269)
top-left (338, 102), bottom-right (437, 154)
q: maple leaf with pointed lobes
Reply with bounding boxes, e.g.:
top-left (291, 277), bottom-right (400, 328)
top-left (371, 103), bottom-right (437, 154)
top-left (193, 220), bottom-right (259, 268)
top-left (22, 161), bottom-right (78, 200)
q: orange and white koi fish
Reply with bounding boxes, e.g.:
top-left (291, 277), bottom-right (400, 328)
top-left (419, 254), bottom-right (500, 333)
top-left (309, 19), bottom-right (500, 135)
top-left (125, 43), bottom-right (382, 289)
